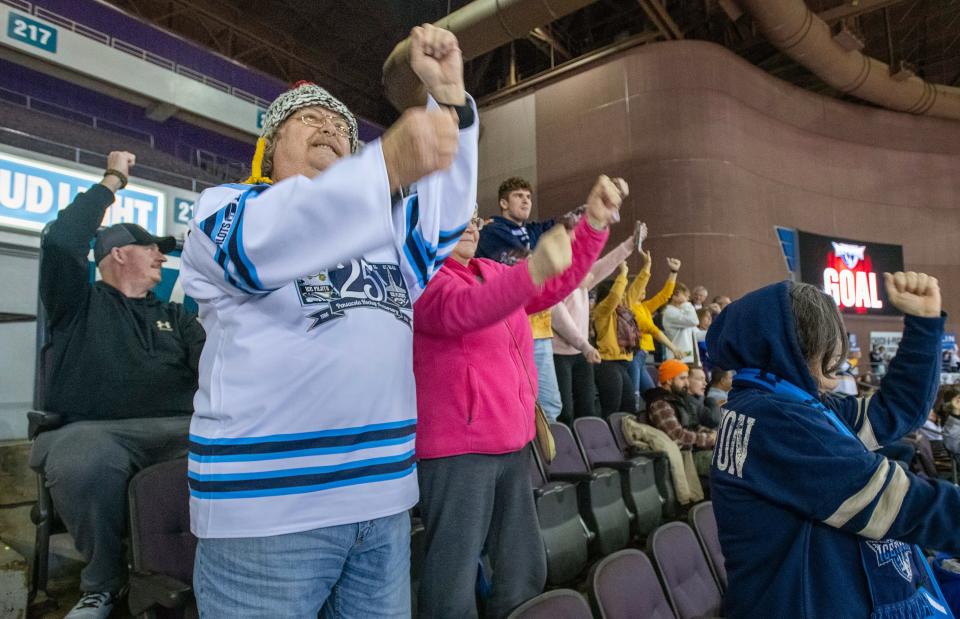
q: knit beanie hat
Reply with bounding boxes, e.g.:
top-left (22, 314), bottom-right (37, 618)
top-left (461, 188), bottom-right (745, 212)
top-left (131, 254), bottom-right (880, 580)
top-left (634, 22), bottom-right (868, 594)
top-left (244, 81), bottom-right (359, 184)
top-left (658, 359), bottom-right (690, 385)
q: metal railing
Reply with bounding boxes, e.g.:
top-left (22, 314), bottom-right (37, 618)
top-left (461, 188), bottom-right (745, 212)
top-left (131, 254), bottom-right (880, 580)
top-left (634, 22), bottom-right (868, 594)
top-left (1, 0), bottom-right (273, 110)
top-left (0, 127), bottom-right (217, 193)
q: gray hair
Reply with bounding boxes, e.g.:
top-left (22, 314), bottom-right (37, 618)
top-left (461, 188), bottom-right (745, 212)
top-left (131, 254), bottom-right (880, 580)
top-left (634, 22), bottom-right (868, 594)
top-left (261, 130), bottom-right (279, 179)
top-left (789, 282), bottom-right (849, 376)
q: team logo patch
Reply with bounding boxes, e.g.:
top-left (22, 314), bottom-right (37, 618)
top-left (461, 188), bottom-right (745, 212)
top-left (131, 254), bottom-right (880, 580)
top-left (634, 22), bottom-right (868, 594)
top-left (831, 241), bottom-right (866, 270)
top-left (296, 259), bottom-right (411, 330)
top-left (866, 540), bottom-right (913, 583)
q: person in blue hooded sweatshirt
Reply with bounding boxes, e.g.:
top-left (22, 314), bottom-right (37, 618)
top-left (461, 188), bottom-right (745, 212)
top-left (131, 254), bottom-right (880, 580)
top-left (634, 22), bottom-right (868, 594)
top-left (708, 271), bottom-right (959, 619)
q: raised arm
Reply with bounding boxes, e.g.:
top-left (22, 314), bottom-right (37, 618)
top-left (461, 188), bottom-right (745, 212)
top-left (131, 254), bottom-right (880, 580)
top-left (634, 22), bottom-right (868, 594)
top-left (827, 272), bottom-right (945, 448)
top-left (413, 260), bottom-right (541, 336)
top-left (584, 237), bottom-right (633, 291)
top-left (643, 257), bottom-right (680, 312)
top-left (718, 403), bottom-right (960, 554)
top-left (41, 152), bottom-right (133, 324)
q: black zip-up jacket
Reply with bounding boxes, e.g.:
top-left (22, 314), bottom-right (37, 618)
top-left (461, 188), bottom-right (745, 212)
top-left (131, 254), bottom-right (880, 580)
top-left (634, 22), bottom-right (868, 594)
top-left (39, 183), bottom-right (205, 423)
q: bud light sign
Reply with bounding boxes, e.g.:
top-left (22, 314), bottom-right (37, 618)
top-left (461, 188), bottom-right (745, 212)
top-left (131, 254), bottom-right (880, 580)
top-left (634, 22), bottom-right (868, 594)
top-left (0, 151), bottom-right (165, 234)
top-left (797, 231), bottom-right (904, 316)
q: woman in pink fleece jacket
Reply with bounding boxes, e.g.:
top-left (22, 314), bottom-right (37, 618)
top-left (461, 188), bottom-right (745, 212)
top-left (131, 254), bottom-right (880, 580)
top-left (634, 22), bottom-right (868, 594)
top-left (412, 175), bottom-right (627, 618)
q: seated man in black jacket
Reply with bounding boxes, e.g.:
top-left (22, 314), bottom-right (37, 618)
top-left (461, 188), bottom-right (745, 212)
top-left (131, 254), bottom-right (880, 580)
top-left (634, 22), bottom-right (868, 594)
top-left (28, 151), bottom-right (205, 619)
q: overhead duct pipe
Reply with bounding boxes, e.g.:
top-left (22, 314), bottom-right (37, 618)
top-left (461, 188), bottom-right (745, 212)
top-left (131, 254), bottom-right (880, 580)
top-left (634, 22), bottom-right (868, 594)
top-left (382, 0), bottom-right (598, 111)
top-left (735, 0), bottom-right (960, 121)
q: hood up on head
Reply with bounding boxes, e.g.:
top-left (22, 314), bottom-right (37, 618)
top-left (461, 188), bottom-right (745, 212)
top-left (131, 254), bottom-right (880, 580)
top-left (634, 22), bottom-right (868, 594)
top-left (706, 280), bottom-right (820, 396)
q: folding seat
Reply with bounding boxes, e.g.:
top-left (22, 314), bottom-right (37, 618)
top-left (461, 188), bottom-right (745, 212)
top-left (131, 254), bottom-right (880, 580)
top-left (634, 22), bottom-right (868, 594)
top-left (544, 423), bottom-right (631, 557)
top-left (410, 514), bottom-right (425, 617)
top-left (127, 457), bottom-right (197, 619)
top-left (648, 522), bottom-right (724, 619)
top-left (527, 448), bottom-right (591, 585)
top-left (573, 417), bottom-right (662, 538)
top-left (506, 589), bottom-right (592, 619)
top-left (607, 412), bottom-right (679, 519)
top-left (590, 548), bottom-right (677, 619)
top-left (688, 501), bottom-right (727, 591)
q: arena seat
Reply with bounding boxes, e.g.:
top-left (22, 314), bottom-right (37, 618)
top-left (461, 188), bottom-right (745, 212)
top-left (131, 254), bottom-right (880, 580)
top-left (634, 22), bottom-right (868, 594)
top-left (589, 548), bottom-right (677, 619)
top-left (528, 447), bottom-right (591, 585)
top-left (648, 522), bottom-right (724, 619)
top-left (573, 417), bottom-right (662, 538)
top-left (545, 423), bottom-right (631, 557)
top-left (127, 457), bottom-right (196, 619)
top-left (689, 501), bottom-right (727, 591)
top-left (410, 514), bottom-right (425, 617)
top-left (26, 223), bottom-right (67, 610)
top-left (606, 413), bottom-right (679, 519)
top-left (506, 589), bottom-right (592, 619)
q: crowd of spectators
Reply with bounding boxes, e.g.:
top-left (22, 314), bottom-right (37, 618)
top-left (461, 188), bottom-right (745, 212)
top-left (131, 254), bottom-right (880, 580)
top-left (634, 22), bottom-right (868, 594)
top-left (23, 22), bottom-right (960, 619)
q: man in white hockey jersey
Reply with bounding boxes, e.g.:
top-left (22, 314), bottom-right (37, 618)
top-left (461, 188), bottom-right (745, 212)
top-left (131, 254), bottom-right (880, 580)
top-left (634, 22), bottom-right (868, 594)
top-left (180, 24), bottom-right (477, 617)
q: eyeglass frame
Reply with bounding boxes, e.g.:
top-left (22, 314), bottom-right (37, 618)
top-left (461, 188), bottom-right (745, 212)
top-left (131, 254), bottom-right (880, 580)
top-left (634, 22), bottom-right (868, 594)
top-left (296, 110), bottom-right (350, 137)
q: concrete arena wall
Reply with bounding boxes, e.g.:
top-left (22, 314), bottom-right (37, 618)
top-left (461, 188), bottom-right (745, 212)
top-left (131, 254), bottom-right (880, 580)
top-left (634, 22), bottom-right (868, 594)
top-left (477, 40), bottom-right (960, 347)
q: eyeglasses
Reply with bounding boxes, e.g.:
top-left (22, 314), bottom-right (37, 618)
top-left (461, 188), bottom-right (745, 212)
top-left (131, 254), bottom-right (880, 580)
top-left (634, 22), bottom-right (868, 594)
top-left (297, 111), bottom-right (350, 137)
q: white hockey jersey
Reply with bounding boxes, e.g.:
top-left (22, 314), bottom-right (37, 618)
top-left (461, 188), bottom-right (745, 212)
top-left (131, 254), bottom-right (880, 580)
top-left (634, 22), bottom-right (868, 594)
top-left (181, 96), bottom-right (478, 538)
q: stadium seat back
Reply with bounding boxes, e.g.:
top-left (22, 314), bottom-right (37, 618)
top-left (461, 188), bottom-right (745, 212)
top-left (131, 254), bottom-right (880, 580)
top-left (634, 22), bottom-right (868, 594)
top-left (573, 417), bottom-right (662, 537)
top-left (590, 549), bottom-right (676, 619)
top-left (546, 423), bottom-right (630, 556)
top-left (507, 589), bottom-right (592, 619)
top-left (648, 522), bottom-right (723, 619)
top-left (528, 449), bottom-right (590, 585)
top-left (128, 457), bottom-right (197, 618)
top-left (689, 501), bottom-right (727, 590)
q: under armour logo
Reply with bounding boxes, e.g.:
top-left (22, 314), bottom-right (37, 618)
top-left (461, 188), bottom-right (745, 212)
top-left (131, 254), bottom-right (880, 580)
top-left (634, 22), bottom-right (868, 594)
top-left (155, 320), bottom-right (172, 332)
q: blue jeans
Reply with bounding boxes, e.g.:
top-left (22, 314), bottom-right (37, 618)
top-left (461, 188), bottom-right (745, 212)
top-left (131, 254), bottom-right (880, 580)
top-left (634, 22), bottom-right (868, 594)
top-left (194, 511), bottom-right (410, 618)
top-left (533, 338), bottom-right (563, 422)
top-left (630, 350), bottom-right (657, 395)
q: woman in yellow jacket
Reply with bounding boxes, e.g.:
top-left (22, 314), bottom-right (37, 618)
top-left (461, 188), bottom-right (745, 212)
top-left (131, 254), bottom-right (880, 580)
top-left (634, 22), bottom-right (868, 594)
top-left (627, 251), bottom-right (683, 399)
top-left (593, 262), bottom-right (681, 416)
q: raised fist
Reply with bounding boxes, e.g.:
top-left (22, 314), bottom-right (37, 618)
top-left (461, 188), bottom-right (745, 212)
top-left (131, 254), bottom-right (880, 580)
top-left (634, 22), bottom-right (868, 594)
top-left (883, 271), bottom-right (941, 318)
top-left (618, 261), bottom-right (629, 277)
top-left (528, 225), bottom-right (573, 285)
top-left (585, 175), bottom-right (628, 229)
top-left (410, 24), bottom-right (464, 105)
top-left (666, 257), bottom-right (681, 272)
top-left (101, 151), bottom-right (135, 191)
top-left (381, 107), bottom-right (459, 191)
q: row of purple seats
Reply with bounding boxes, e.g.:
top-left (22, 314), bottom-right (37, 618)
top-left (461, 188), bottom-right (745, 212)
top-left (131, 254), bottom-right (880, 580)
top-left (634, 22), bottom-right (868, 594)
top-left (510, 507), bottom-right (725, 619)
top-left (572, 417), bottom-right (664, 537)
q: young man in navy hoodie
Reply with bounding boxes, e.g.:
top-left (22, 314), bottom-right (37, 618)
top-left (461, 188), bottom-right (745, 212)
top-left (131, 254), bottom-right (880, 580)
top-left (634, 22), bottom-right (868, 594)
top-left (708, 272), bottom-right (958, 619)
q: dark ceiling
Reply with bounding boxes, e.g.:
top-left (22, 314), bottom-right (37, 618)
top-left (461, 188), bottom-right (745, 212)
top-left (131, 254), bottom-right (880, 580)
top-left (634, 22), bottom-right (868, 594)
top-left (105, 0), bottom-right (960, 126)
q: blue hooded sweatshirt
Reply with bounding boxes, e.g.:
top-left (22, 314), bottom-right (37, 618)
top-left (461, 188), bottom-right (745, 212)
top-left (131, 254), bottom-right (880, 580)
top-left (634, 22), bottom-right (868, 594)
top-left (475, 216), bottom-right (554, 264)
top-left (707, 281), bottom-right (958, 619)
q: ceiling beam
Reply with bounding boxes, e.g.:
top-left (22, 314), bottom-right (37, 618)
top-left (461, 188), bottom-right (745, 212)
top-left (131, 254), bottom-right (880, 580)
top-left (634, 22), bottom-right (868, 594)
top-left (529, 27), bottom-right (572, 61)
top-left (637, 0), bottom-right (684, 40)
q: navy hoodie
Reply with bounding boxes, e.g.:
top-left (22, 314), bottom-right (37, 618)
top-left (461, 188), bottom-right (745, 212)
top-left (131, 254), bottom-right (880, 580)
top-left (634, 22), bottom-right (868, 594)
top-left (475, 215), bottom-right (554, 263)
top-left (707, 281), bottom-right (958, 619)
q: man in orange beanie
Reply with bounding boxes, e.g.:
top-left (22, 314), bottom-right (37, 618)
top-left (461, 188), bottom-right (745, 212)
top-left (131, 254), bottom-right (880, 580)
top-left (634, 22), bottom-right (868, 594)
top-left (658, 358), bottom-right (690, 391)
top-left (646, 359), bottom-right (717, 454)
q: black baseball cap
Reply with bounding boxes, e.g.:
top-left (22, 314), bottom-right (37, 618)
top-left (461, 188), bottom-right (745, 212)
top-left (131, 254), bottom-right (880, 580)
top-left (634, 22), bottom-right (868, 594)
top-left (94, 223), bottom-right (176, 264)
